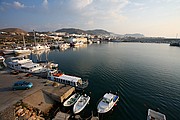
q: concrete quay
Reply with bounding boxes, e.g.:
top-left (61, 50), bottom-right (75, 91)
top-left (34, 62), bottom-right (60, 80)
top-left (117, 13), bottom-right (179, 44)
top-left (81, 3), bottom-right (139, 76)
top-left (0, 69), bottom-right (75, 119)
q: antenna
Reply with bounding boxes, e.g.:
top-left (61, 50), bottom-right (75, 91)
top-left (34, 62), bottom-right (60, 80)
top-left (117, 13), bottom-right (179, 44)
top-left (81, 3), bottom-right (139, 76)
top-left (176, 33), bottom-right (178, 39)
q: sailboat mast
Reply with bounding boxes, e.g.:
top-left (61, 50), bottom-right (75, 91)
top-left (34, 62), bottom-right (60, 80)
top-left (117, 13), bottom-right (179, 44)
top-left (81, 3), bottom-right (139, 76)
top-left (33, 30), bottom-right (36, 46)
top-left (23, 34), bottom-right (25, 48)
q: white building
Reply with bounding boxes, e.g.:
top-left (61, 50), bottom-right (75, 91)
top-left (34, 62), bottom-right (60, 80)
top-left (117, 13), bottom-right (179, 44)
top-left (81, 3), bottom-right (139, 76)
top-left (66, 37), bottom-right (87, 43)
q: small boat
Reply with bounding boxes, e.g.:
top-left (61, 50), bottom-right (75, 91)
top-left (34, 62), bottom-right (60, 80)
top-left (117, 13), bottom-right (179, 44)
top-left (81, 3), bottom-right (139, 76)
top-left (0, 56), bottom-right (5, 63)
top-left (0, 56), bottom-right (6, 69)
top-left (3, 49), bottom-right (14, 55)
top-left (14, 48), bottom-right (31, 55)
top-left (97, 93), bottom-right (119, 113)
top-left (59, 43), bottom-right (70, 50)
top-left (63, 93), bottom-right (81, 107)
top-left (32, 44), bottom-right (50, 51)
top-left (147, 109), bottom-right (166, 120)
top-left (73, 94), bottom-right (90, 114)
top-left (14, 35), bottom-right (31, 55)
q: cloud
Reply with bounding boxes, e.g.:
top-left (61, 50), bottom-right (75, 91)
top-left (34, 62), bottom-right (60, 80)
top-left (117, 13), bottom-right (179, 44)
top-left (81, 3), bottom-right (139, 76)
top-left (0, 1), bottom-right (34, 11)
top-left (13, 1), bottom-right (24, 9)
top-left (42, 0), bottom-right (48, 9)
top-left (74, 0), bottom-right (93, 9)
top-left (42, 0), bottom-right (130, 30)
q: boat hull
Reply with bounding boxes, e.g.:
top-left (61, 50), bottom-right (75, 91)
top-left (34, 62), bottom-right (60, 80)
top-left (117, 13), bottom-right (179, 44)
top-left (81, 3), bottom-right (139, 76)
top-left (73, 94), bottom-right (90, 114)
top-left (14, 49), bottom-right (31, 55)
top-left (3, 50), bottom-right (14, 55)
top-left (147, 109), bottom-right (166, 120)
top-left (97, 93), bottom-right (119, 114)
top-left (63, 93), bottom-right (80, 107)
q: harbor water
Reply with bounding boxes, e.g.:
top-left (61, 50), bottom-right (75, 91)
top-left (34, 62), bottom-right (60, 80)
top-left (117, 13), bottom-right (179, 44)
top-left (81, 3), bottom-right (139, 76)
top-left (32, 43), bottom-right (180, 120)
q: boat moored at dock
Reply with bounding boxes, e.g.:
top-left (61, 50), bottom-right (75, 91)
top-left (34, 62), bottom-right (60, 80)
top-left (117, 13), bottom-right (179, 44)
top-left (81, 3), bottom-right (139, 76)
top-left (3, 49), bottom-right (15, 55)
top-left (63, 93), bottom-right (81, 107)
top-left (7, 56), bottom-right (49, 77)
top-left (0, 56), bottom-right (5, 63)
top-left (97, 92), bottom-right (119, 113)
top-left (47, 70), bottom-right (88, 90)
top-left (73, 94), bottom-right (90, 114)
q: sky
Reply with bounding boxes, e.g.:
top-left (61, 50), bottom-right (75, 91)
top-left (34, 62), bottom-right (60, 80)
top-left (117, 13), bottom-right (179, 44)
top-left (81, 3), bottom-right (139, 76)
top-left (0, 0), bottom-right (180, 38)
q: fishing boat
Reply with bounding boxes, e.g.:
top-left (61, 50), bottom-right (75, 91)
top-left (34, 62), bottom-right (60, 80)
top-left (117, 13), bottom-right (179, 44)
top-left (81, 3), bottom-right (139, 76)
top-left (147, 109), bottom-right (166, 120)
top-left (63, 93), bottom-right (81, 107)
top-left (73, 94), bottom-right (90, 114)
top-left (47, 69), bottom-right (88, 90)
top-left (97, 93), bottom-right (119, 113)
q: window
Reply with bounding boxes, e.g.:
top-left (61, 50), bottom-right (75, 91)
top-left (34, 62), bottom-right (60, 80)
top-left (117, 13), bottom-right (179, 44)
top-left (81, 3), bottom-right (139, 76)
top-left (67, 81), bottom-right (70, 85)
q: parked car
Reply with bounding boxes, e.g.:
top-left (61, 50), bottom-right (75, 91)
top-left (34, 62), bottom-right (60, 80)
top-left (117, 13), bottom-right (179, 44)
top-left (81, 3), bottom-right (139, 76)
top-left (12, 81), bottom-right (33, 90)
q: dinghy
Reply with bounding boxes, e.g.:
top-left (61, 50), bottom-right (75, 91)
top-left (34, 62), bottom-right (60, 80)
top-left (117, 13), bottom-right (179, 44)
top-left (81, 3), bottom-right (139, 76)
top-left (147, 109), bottom-right (166, 120)
top-left (73, 94), bottom-right (90, 114)
top-left (63, 93), bottom-right (81, 107)
top-left (97, 93), bottom-right (119, 113)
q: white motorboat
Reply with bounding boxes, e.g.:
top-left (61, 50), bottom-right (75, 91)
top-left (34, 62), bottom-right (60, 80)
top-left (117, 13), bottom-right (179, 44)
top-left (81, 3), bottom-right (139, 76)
top-left (0, 56), bottom-right (5, 63)
top-left (59, 43), bottom-right (70, 50)
top-left (97, 93), bottom-right (119, 113)
top-left (14, 48), bottom-right (31, 55)
top-left (32, 44), bottom-right (50, 51)
top-left (63, 93), bottom-right (81, 107)
top-left (3, 49), bottom-right (14, 55)
top-left (74, 42), bottom-right (84, 47)
top-left (147, 109), bottom-right (166, 120)
top-left (7, 56), bottom-right (48, 77)
top-left (14, 35), bottom-right (31, 55)
top-left (73, 94), bottom-right (90, 114)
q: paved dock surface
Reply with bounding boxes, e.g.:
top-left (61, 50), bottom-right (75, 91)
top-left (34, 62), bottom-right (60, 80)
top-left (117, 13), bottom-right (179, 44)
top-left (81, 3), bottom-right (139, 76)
top-left (0, 69), bottom-right (74, 113)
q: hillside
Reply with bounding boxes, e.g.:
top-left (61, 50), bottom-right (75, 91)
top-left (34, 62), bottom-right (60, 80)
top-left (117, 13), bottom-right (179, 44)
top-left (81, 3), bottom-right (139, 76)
top-left (55, 28), bottom-right (85, 34)
top-left (0, 28), bottom-right (27, 35)
top-left (86, 29), bottom-right (110, 35)
top-left (55, 28), bottom-right (111, 36)
top-left (55, 28), bottom-right (145, 38)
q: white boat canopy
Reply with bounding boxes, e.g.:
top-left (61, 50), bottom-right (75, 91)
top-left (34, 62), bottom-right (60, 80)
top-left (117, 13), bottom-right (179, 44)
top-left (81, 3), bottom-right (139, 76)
top-left (104, 93), bottom-right (114, 100)
top-left (56, 74), bottom-right (81, 83)
top-left (21, 63), bottom-right (40, 68)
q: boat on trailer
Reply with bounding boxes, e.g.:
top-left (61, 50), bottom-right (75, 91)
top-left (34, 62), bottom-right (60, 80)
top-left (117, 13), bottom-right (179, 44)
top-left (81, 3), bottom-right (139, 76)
top-left (73, 94), bottom-right (90, 114)
top-left (47, 69), bottom-right (88, 90)
top-left (63, 93), bottom-right (81, 107)
top-left (97, 92), bottom-right (119, 113)
top-left (147, 109), bottom-right (166, 120)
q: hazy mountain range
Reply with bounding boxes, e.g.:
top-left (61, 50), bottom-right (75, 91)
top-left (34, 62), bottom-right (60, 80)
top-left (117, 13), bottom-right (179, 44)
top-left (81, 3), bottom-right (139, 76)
top-left (56, 28), bottom-right (144, 37)
top-left (0, 28), bottom-right (145, 38)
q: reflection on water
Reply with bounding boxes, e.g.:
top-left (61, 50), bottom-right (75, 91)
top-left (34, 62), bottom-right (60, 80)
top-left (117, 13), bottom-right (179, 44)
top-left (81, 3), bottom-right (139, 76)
top-left (2, 43), bottom-right (180, 120)
top-left (46, 43), bottom-right (180, 120)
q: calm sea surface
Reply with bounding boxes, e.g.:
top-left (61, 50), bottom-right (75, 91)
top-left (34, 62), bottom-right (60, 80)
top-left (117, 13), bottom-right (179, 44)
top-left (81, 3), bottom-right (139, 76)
top-left (34, 43), bottom-right (180, 120)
